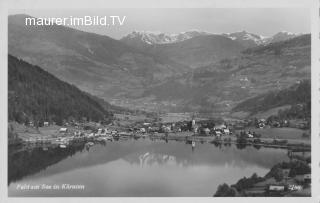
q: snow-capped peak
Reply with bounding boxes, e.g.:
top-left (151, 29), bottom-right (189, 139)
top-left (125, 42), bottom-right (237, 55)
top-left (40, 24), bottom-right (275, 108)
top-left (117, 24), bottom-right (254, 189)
top-left (266, 31), bottom-right (299, 44)
top-left (121, 30), bottom-right (300, 47)
top-left (223, 31), bottom-right (265, 43)
top-left (121, 30), bottom-right (211, 45)
top-left (221, 31), bottom-right (268, 47)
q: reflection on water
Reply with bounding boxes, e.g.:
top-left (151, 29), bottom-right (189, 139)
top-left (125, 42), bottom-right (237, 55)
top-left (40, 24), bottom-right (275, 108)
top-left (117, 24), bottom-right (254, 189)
top-left (8, 143), bottom-right (86, 185)
top-left (8, 138), bottom-right (289, 197)
top-left (138, 152), bottom-right (177, 167)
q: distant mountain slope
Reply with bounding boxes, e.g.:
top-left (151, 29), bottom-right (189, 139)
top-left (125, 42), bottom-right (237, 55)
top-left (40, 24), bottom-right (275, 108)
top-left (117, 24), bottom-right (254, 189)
top-left (121, 31), bottom-right (300, 69)
top-left (122, 30), bottom-right (299, 48)
top-left (121, 30), bottom-right (211, 47)
top-left (222, 31), bottom-right (267, 48)
top-left (145, 35), bottom-right (245, 68)
top-left (266, 31), bottom-right (298, 44)
top-left (143, 34), bottom-right (311, 113)
top-left (232, 80), bottom-right (311, 116)
top-left (8, 54), bottom-right (112, 125)
top-left (8, 14), bottom-right (190, 101)
top-left (223, 31), bottom-right (299, 48)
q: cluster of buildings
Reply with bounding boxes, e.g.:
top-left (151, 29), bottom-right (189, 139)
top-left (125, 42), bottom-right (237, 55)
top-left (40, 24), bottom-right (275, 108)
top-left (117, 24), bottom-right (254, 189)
top-left (127, 119), bottom-right (233, 137)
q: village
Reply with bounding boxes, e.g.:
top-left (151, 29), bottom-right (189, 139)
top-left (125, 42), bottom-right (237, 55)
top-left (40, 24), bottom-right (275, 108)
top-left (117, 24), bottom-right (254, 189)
top-left (9, 112), bottom-right (311, 152)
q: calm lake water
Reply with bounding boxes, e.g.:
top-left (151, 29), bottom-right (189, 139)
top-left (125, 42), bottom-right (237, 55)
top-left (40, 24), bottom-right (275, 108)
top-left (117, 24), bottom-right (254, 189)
top-left (8, 138), bottom-right (290, 197)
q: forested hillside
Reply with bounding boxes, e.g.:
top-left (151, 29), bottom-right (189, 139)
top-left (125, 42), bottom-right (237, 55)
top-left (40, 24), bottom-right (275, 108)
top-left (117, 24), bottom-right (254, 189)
top-left (232, 80), bottom-right (311, 119)
top-left (8, 55), bottom-right (112, 125)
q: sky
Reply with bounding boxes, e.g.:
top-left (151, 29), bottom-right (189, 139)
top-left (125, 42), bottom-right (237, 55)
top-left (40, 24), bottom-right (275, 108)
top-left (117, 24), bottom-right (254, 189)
top-left (9, 8), bottom-right (310, 39)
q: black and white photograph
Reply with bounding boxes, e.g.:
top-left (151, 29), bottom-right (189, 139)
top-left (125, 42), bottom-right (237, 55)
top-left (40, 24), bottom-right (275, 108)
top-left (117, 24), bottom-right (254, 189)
top-left (0, 0), bottom-right (319, 201)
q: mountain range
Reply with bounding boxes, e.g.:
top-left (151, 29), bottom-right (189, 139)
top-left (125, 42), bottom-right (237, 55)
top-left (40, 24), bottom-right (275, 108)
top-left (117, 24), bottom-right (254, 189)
top-left (8, 14), bottom-right (310, 118)
top-left (120, 30), bottom-right (300, 68)
top-left (121, 30), bottom-right (299, 48)
top-left (120, 30), bottom-right (211, 48)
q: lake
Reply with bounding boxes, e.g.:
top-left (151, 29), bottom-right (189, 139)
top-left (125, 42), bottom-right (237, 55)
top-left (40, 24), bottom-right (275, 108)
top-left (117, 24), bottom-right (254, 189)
top-left (8, 138), bottom-right (290, 197)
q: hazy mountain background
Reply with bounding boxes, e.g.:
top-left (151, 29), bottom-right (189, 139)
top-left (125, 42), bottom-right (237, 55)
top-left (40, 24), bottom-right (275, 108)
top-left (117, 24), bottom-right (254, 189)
top-left (8, 14), bottom-right (190, 99)
top-left (121, 30), bottom-right (298, 49)
top-left (8, 14), bottom-right (310, 118)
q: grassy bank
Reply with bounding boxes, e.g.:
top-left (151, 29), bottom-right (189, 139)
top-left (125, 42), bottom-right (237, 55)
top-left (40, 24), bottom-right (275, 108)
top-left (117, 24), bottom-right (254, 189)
top-left (214, 159), bottom-right (311, 197)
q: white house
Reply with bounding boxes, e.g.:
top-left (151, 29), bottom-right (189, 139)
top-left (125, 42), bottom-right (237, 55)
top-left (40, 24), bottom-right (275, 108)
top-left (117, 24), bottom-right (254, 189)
top-left (140, 128), bottom-right (146, 133)
top-left (268, 185), bottom-right (285, 191)
top-left (163, 126), bottom-right (171, 133)
top-left (59, 128), bottom-right (68, 133)
top-left (203, 128), bottom-right (210, 135)
top-left (215, 131), bottom-right (222, 137)
top-left (223, 129), bottom-right (230, 135)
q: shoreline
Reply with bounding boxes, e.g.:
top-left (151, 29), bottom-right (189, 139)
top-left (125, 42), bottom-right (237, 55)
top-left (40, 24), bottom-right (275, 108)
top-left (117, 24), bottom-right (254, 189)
top-left (213, 156), bottom-right (311, 197)
top-left (9, 132), bottom-right (311, 154)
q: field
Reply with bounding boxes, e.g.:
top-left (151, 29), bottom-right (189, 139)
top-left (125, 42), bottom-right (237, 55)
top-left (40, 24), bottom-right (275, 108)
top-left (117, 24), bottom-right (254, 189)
top-left (9, 122), bottom-right (74, 141)
top-left (238, 127), bottom-right (310, 140)
top-left (160, 113), bottom-right (191, 123)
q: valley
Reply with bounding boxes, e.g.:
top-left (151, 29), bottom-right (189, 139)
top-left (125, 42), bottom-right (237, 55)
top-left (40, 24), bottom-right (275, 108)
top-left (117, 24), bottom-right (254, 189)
top-left (8, 14), bottom-right (310, 119)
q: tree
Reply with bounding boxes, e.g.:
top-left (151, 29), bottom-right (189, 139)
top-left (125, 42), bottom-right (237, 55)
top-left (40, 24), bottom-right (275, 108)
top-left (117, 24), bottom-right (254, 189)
top-left (273, 168), bottom-right (284, 182)
top-left (302, 133), bottom-right (310, 138)
top-left (214, 184), bottom-right (236, 197)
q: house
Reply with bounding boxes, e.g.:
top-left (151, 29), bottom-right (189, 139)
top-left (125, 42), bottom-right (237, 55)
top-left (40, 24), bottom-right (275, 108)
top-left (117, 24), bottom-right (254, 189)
top-left (203, 128), bottom-right (210, 136)
top-left (268, 185), bottom-right (285, 192)
top-left (148, 126), bottom-right (160, 132)
top-left (258, 120), bottom-right (265, 128)
top-left (259, 119), bottom-right (266, 123)
top-left (223, 128), bottom-right (230, 135)
top-left (304, 174), bottom-right (311, 184)
top-left (96, 128), bottom-right (103, 135)
top-left (59, 128), bottom-right (68, 133)
top-left (140, 128), bottom-right (146, 133)
top-left (87, 133), bottom-right (94, 138)
top-left (247, 133), bottom-right (254, 138)
top-left (163, 126), bottom-right (171, 133)
top-left (74, 131), bottom-right (82, 137)
top-left (215, 131), bottom-right (222, 137)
